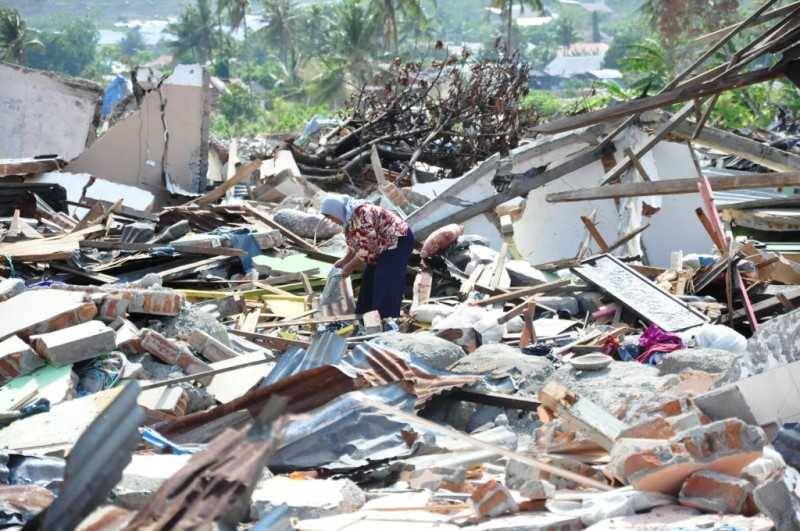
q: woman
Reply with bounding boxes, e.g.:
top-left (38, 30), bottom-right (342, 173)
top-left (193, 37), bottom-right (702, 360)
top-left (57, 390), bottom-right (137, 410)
top-left (320, 194), bottom-right (414, 318)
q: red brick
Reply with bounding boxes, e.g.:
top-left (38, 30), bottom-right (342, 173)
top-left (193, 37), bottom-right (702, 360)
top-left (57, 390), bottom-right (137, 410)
top-left (679, 470), bottom-right (751, 514)
top-left (140, 329), bottom-right (213, 378)
top-left (619, 417), bottom-right (676, 440)
top-left (470, 480), bottom-right (518, 519)
top-left (0, 335), bottom-right (43, 383)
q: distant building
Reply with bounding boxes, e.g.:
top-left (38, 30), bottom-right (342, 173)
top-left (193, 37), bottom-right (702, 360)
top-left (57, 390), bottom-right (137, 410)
top-left (534, 42), bottom-right (620, 89)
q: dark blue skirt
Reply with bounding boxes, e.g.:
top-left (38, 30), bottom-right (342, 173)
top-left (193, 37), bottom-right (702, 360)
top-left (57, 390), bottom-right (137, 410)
top-left (355, 228), bottom-right (414, 318)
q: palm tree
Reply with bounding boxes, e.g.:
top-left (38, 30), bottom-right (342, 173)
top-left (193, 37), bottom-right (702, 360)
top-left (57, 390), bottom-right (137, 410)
top-left (312, 0), bottom-right (378, 103)
top-left (261, 0), bottom-right (297, 72)
top-left (489, 0), bottom-right (544, 55)
top-left (217, 0), bottom-right (250, 37)
top-left (368, 0), bottom-right (427, 52)
top-left (166, 0), bottom-right (216, 63)
top-left (0, 8), bottom-right (43, 64)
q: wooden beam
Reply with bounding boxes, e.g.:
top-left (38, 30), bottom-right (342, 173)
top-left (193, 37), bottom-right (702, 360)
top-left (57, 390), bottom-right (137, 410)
top-left (607, 223), bottom-right (650, 253)
top-left (532, 64), bottom-right (786, 135)
top-left (671, 120), bottom-right (800, 172)
top-left (734, 285), bottom-right (800, 319)
top-left (79, 240), bottom-right (247, 257)
top-left (547, 171), bottom-right (800, 203)
top-left (693, 1), bottom-right (800, 46)
top-left (580, 215), bottom-right (609, 252)
top-left (243, 203), bottom-right (319, 253)
top-left (444, 389), bottom-right (540, 411)
top-left (194, 159), bottom-right (261, 207)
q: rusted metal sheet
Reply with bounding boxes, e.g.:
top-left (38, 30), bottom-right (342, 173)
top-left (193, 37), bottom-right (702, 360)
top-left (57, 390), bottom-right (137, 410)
top-left (573, 254), bottom-right (708, 332)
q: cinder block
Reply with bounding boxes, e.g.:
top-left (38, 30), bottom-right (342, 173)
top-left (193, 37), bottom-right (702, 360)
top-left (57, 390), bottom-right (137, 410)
top-left (0, 335), bottom-right (43, 382)
top-left (30, 320), bottom-right (115, 365)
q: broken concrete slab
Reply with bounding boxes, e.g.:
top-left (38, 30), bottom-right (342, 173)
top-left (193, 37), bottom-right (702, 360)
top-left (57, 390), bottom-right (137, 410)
top-left (733, 307), bottom-right (800, 380)
top-left (137, 385), bottom-right (189, 417)
top-left (0, 289), bottom-right (97, 342)
top-left (250, 476), bottom-right (366, 522)
top-left (0, 278), bottom-right (25, 302)
top-left (370, 331), bottom-right (466, 370)
top-left (0, 335), bottom-right (44, 384)
top-left (539, 380), bottom-right (628, 451)
top-left (752, 468), bottom-right (800, 531)
top-left (584, 504), bottom-right (773, 530)
top-left (0, 386), bottom-right (123, 454)
top-left (694, 384), bottom-right (758, 425)
top-left (546, 487), bottom-right (675, 527)
top-left (678, 470), bottom-right (752, 514)
top-left (113, 453), bottom-right (192, 510)
top-left (206, 351), bottom-right (273, 404)
top-left (0, 62), bottom-right (102, 160)
top-left (113, 319), bottom-right (142, 356)
top-left (30, 171), bottom-right (156, 216)
top-left (30, 321), bottom-right (115, 366)
top-left (67, 65), bottom-right (210, 202)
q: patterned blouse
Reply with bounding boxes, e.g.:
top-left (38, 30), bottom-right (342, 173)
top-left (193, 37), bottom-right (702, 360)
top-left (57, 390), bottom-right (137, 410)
top-left (345, 204), bottom-right (409, 264)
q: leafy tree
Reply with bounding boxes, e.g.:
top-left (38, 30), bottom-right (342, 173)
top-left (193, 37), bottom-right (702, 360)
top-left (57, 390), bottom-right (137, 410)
top-left (553, 16), bottom-right (578, 48)
top-left (603, 21), bottom-right (645, 69)
top-left (488, 0), bottom-right (544, 54)
top-left (120, 27), bottom-right (145, 56)
top-left (619, 38), bottom-right (671, 96)
top-left (27, 19), bottom-right (98, 77)
top-left (0, 8), bottom-right (43, 64)
top-left (166, 0), bottom-right (217, 63)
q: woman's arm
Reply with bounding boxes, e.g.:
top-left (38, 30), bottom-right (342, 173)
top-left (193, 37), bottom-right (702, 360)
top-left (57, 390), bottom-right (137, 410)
top-left (335, 247), bottom-right (356, 268)
top-left (340, 255), bottom-right (364, 277)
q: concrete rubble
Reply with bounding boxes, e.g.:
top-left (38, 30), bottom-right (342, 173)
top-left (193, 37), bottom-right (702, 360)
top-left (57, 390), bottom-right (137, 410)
top-left (1, 6), bottom-right (800, 528)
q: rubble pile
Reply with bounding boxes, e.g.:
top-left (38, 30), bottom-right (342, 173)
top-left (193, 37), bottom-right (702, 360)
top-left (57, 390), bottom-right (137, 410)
top-left (1, 3), bottom-right (800, 529)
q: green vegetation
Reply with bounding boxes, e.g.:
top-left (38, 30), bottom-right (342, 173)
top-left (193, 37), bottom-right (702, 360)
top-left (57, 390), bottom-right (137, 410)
top-left (1, 0), bottom-right (799, 138)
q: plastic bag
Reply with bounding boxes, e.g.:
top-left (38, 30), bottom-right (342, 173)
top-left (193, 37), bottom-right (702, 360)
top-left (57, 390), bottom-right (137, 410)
top-left (410, 303), bottom-right (455, 323)
top-left (681, 323), bottom-right (747, 352)
top-left (319, 267), bottom-right (355, 317)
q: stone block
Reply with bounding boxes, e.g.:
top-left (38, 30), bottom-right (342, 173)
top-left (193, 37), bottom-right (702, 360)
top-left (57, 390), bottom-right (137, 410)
top-left (471, 479), bottom-right (518, 519)
top-left (619, 417), bottom-right (676, 440)
top-left (678, 470), bottom-right (751, 514)
top-left (0, 335), bottom-right (44, 383)
top-left (30, 320), bottom-right (115, 366)
top-left (187, 330), bottom-right (237, 362)
top-left (114, 319), bottom-right (142, 355)
top-left (137, 386), bottom-right (189, 417)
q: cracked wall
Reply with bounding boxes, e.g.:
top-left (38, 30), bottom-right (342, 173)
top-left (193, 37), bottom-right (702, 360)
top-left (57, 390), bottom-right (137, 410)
top-left (66, 64), bottom-right (210, 205)
top-left (0, 62), bottom-right (103, 160)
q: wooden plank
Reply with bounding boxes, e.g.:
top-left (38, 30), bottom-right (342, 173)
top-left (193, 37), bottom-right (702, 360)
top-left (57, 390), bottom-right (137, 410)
top-left (693, 1), bottom-right (800, 46)
top-left (475, 278), bottom-right (570, 307)
top-left (0, 157), bottom-right (62, 177)
top-left (547, 171), bottom-right (800, 203)
top-left (243, 203), bottom-right (319, 253)
top-left (606, 223), bottom-right (650, 253)
top-left (157, 256), bottom-right (233, 281)
top-left (444, 389), bottom-right (541, 411)
top-left (0, 224), bottom-right (104, 261)
top-left (78, 240), bottom-right (248, 257)
top-left (671, 120), bottom-right (800, 172)
top-left (497, 296), bottom-right (536, 325)
top-left (194, 159), bottom-right (261, 207)
top-left (733, 285), bottom-right (800, 319)
top-left (229, 329), bottom-right (311, 350)
top-left (488, 243), bottom-right (509, 290)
